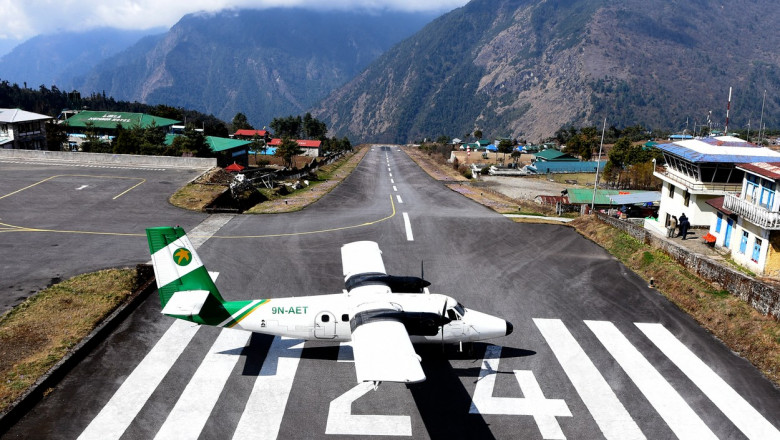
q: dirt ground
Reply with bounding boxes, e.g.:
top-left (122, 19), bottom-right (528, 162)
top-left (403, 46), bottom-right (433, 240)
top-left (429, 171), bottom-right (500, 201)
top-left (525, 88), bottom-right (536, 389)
top-left (478, 175), bottom-right (570, 200)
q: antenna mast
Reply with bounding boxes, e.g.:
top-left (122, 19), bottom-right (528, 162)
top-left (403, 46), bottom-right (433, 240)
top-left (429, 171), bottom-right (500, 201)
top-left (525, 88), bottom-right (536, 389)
top-left (725, 87), bottom-right (732, 134)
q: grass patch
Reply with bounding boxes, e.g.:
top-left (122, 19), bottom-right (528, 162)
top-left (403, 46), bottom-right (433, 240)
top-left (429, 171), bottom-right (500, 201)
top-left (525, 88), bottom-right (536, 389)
top-left (0, 268), bottom-right (138, 413)
top-left (169, 182), bottom-right (227, 211)
top-left (571, 216), bottom-right (780, 387)
top-left (246, 146), bottom-right (369, 214)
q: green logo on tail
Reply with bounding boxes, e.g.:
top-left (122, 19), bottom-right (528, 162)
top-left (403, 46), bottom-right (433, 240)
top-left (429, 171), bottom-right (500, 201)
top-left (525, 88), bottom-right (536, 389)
top-left (173, 248), bottom-right (192, 266)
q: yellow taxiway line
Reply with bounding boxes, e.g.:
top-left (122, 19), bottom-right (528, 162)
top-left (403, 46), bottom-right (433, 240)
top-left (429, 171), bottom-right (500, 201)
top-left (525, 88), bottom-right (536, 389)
top-left (0, 195), bottom-right (397, 239)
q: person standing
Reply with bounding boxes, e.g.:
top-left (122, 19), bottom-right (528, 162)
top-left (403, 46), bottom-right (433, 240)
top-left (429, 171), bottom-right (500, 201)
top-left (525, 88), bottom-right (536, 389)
top-left (667, 215), bottom-right (678, 238)
top-left (679, 213), bottom-right (690, 240)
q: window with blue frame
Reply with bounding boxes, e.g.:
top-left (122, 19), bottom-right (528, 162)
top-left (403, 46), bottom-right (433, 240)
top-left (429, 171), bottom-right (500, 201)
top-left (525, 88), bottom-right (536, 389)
top-left (746, 174), bottom-right (759, 202)
top-left (740, 231), bottom-right (749, 254)
top-left (760, 182), bottom-right (775, 210)
top-left (716, 213), bottom-right (722, 233)
top-left (752, 238), bottom-right (762, 263)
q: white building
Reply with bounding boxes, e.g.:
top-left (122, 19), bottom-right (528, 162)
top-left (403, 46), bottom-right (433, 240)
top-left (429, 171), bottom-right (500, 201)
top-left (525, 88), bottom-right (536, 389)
top-left (645, 136), bottom-right (780, 236)
top-left (0, 108), bottom-right (52, 150)
top-left (707, 162), bottom-right (780, 276)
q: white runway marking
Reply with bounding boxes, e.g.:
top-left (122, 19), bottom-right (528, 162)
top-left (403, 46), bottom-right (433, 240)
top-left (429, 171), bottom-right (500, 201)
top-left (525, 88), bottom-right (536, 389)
top-left (534, 319), bottom-right (645, 440)
top-left (391, 179), bottom-right (394, 184)
top-left (396, 195), bottom-right (403, 204)
top-left (388, 167), bottom-right (391, 172)
top-left (402, 212), bottom-right (414, 241)
top-left (76, 185), bottom-right (88, 190)
top-left (637, 323), bottom-right (780, 440)
top-left (155, 328), bottom-right (250, 439)
top-left (326, 382), bottom-right (412, 436)
top-left (470, 345), bottom-right (571, 439)
top-left (232, 337), bottom-right (305, 440)
top-left (393, 185), bottom-right (398, 192)
top-left (586, 321), bottom-right (716, 440)
top-left (77, 320), bottom-right (201, 440)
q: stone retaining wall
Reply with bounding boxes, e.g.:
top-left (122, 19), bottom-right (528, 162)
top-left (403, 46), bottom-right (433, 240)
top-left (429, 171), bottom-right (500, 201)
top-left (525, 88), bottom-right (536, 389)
top-left (0, 149), bottom-right (216, 168)
top-left (596, 213), bottom-right (780, 319)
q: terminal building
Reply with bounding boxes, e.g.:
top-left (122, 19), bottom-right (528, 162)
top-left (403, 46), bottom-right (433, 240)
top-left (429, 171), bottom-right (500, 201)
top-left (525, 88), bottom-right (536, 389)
top-left (0, 108), bottom-right (52, 150)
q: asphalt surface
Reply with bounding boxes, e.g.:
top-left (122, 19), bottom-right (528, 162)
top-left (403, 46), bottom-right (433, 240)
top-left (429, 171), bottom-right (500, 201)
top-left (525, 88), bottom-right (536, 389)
top-left (3, 147), bottom-right (780, 439)
top-left (0, 160), bottom-right (208, 313)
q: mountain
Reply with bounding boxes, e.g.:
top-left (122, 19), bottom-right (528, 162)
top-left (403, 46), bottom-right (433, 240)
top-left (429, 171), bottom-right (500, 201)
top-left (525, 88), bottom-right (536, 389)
top-left (0, 28), bottom-right (159, 90)
top-left (77, 8), bottom-right (436, 128)
top-left (314, 0), bottom-right (780, 143)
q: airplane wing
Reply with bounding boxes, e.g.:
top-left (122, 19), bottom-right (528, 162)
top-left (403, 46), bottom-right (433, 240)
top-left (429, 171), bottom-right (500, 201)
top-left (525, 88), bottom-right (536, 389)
top-left (351, 314), bottom-right (426, 383)
top-left (341, 241), bottom-right (386, 280)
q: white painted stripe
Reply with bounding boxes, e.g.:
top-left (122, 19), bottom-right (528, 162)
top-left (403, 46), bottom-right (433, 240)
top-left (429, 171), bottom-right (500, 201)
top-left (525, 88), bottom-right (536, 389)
top-left (586, 321), bottom-right (716, 440)
top-left (402, 212), bottom-right (414, 241)
top-left (388, 167), bottom-right (391, 172)
top-left (78, 320), bottom-right (201, 440)
top-left (232, 337), bottom-right (304, 440)
top-left (389, 173), bottom-right (392, 177)
top-left (217, 299), bottom-right (260, 327)
top-left (637, 323), bottom-right (780, 440)
top-left (534, 318), bottom-right (645, 440)
top-left (155, 328), bottom-right (250, 439)
top-left (396, 195), bottom-right (403, 204)
top-left (393, 185), bottom-right (398, 192)
top-left (390, 179), bottom-right (394, 184)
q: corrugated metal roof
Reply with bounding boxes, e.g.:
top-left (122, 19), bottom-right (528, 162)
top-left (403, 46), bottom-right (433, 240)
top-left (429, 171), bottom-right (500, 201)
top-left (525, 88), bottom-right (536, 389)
top-left (609, 192), bottom-right (661, 204)
top-left (567, 188), bottom-right (650, 205)
top-left (64, 111), bottom-right (178, 129)
top-left (234, 129), bottom-right (268, 137)
top-left (737, 162), bottom-right (780, 180)
top-left (267, 138), bottom-right (321, 148)
top-left (0, 108), bottom-right (52, 123)
top-left (206, 136), bottom-right (251, 152)
top-left (656, 136), bottom-right (780, 163)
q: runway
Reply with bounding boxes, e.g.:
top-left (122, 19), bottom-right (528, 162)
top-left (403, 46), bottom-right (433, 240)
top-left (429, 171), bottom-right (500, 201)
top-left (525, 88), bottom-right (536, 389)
top-left (3, 146), bottom-right (779, 439)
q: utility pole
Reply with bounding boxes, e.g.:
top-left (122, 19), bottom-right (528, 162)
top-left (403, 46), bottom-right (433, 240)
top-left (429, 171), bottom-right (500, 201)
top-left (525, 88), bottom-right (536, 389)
top-left (591, 117), bottom-right (607, 213)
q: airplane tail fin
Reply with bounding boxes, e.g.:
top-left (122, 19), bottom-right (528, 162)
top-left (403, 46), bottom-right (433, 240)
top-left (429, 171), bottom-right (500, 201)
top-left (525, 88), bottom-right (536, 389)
top-left (146, 226), bottom-right (230, 325)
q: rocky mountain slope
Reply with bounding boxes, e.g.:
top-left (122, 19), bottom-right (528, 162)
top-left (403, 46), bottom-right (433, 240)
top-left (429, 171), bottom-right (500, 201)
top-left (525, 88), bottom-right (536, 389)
top-left (77, 8), bottom-right (435, 128)
top-left (314, 0), bottom-right (780, 143)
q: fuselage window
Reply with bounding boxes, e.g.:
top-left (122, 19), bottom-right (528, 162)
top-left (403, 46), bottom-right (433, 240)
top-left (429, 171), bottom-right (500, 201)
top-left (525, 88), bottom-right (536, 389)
top-left (454, 303), bottom-right (466, 316)
top-left (321, 314), bottom-right (330, 323)
top-left (341, 314), bottom-right (349, 322)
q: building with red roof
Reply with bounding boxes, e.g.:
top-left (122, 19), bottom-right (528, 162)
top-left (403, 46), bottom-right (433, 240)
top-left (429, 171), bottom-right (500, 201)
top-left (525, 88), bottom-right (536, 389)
top-left (233, 129), bottom-right (269, 139)
top-left (267, 138), bottom-right (323, 157)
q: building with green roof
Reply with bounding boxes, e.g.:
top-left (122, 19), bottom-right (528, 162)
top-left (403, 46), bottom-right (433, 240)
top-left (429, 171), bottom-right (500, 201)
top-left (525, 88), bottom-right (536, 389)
top-left (206, 136), bottom-right (250, 167)
top-left (534, 149), bottom-right (578, 162)
top-left (63, 111), bottom-right (179, 133)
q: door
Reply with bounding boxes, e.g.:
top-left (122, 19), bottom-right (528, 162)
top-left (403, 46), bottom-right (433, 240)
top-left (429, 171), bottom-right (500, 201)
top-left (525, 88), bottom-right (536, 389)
top-left (314, 312), bottom-right (337, 339)
top-left (724, 218), bottom-right (734, 248)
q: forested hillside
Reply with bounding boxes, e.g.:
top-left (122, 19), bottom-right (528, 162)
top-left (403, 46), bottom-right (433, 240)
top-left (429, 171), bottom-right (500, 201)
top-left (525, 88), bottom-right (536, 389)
top-left (76, 8), bottom-right (436, 128)
top-left (0, 28), bottom-right (158, 91)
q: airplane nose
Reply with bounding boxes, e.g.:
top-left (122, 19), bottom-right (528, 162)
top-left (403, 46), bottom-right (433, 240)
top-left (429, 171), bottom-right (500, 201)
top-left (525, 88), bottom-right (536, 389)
top-left (506, 321), bottom-right (514, 336)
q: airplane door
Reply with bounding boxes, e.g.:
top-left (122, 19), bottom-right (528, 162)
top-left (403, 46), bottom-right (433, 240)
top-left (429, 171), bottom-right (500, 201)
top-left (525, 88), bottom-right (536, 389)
top-left (314, 312), bottom-right (337, 339)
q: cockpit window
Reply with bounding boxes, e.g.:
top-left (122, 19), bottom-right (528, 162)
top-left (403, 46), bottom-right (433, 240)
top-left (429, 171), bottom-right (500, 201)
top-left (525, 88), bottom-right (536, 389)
top-left (447, 309), bottom-right (458, 320)
top-left (454, 303), bottom-right (466, 316)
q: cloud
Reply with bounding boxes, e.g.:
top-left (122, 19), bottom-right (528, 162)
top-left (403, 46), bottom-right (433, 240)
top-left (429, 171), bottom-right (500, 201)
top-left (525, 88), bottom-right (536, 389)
top-left (1, 0), bottom-right (467, 40)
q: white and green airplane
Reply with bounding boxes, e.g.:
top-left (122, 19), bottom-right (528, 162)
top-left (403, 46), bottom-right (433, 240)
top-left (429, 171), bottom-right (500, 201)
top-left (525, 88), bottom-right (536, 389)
top-left (146, 226), bottom-right (513, 384)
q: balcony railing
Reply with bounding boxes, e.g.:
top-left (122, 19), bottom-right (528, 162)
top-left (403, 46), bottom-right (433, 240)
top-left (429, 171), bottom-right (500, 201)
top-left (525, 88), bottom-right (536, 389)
top-left (724, 194), bottom-right (780, 229)
top-left (654, 169), bottom-right (742, 193)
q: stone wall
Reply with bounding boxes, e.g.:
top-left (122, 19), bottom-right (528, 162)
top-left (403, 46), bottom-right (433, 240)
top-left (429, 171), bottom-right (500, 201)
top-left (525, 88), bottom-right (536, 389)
top-left (596, 213), bottom-right (780, 319)
top-left (0, 149), bottom-right (216, 169)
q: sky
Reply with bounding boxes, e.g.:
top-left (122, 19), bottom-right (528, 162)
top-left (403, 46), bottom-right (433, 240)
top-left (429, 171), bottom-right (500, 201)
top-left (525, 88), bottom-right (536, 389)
top-left (0, 0), bottom-right (468, 54)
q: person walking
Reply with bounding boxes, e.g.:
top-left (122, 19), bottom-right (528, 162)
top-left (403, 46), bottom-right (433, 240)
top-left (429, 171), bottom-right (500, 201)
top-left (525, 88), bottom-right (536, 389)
top-left (679, 213), bottom-right (690, 240)
top-left (667, 215), bottom-right (678, 238)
